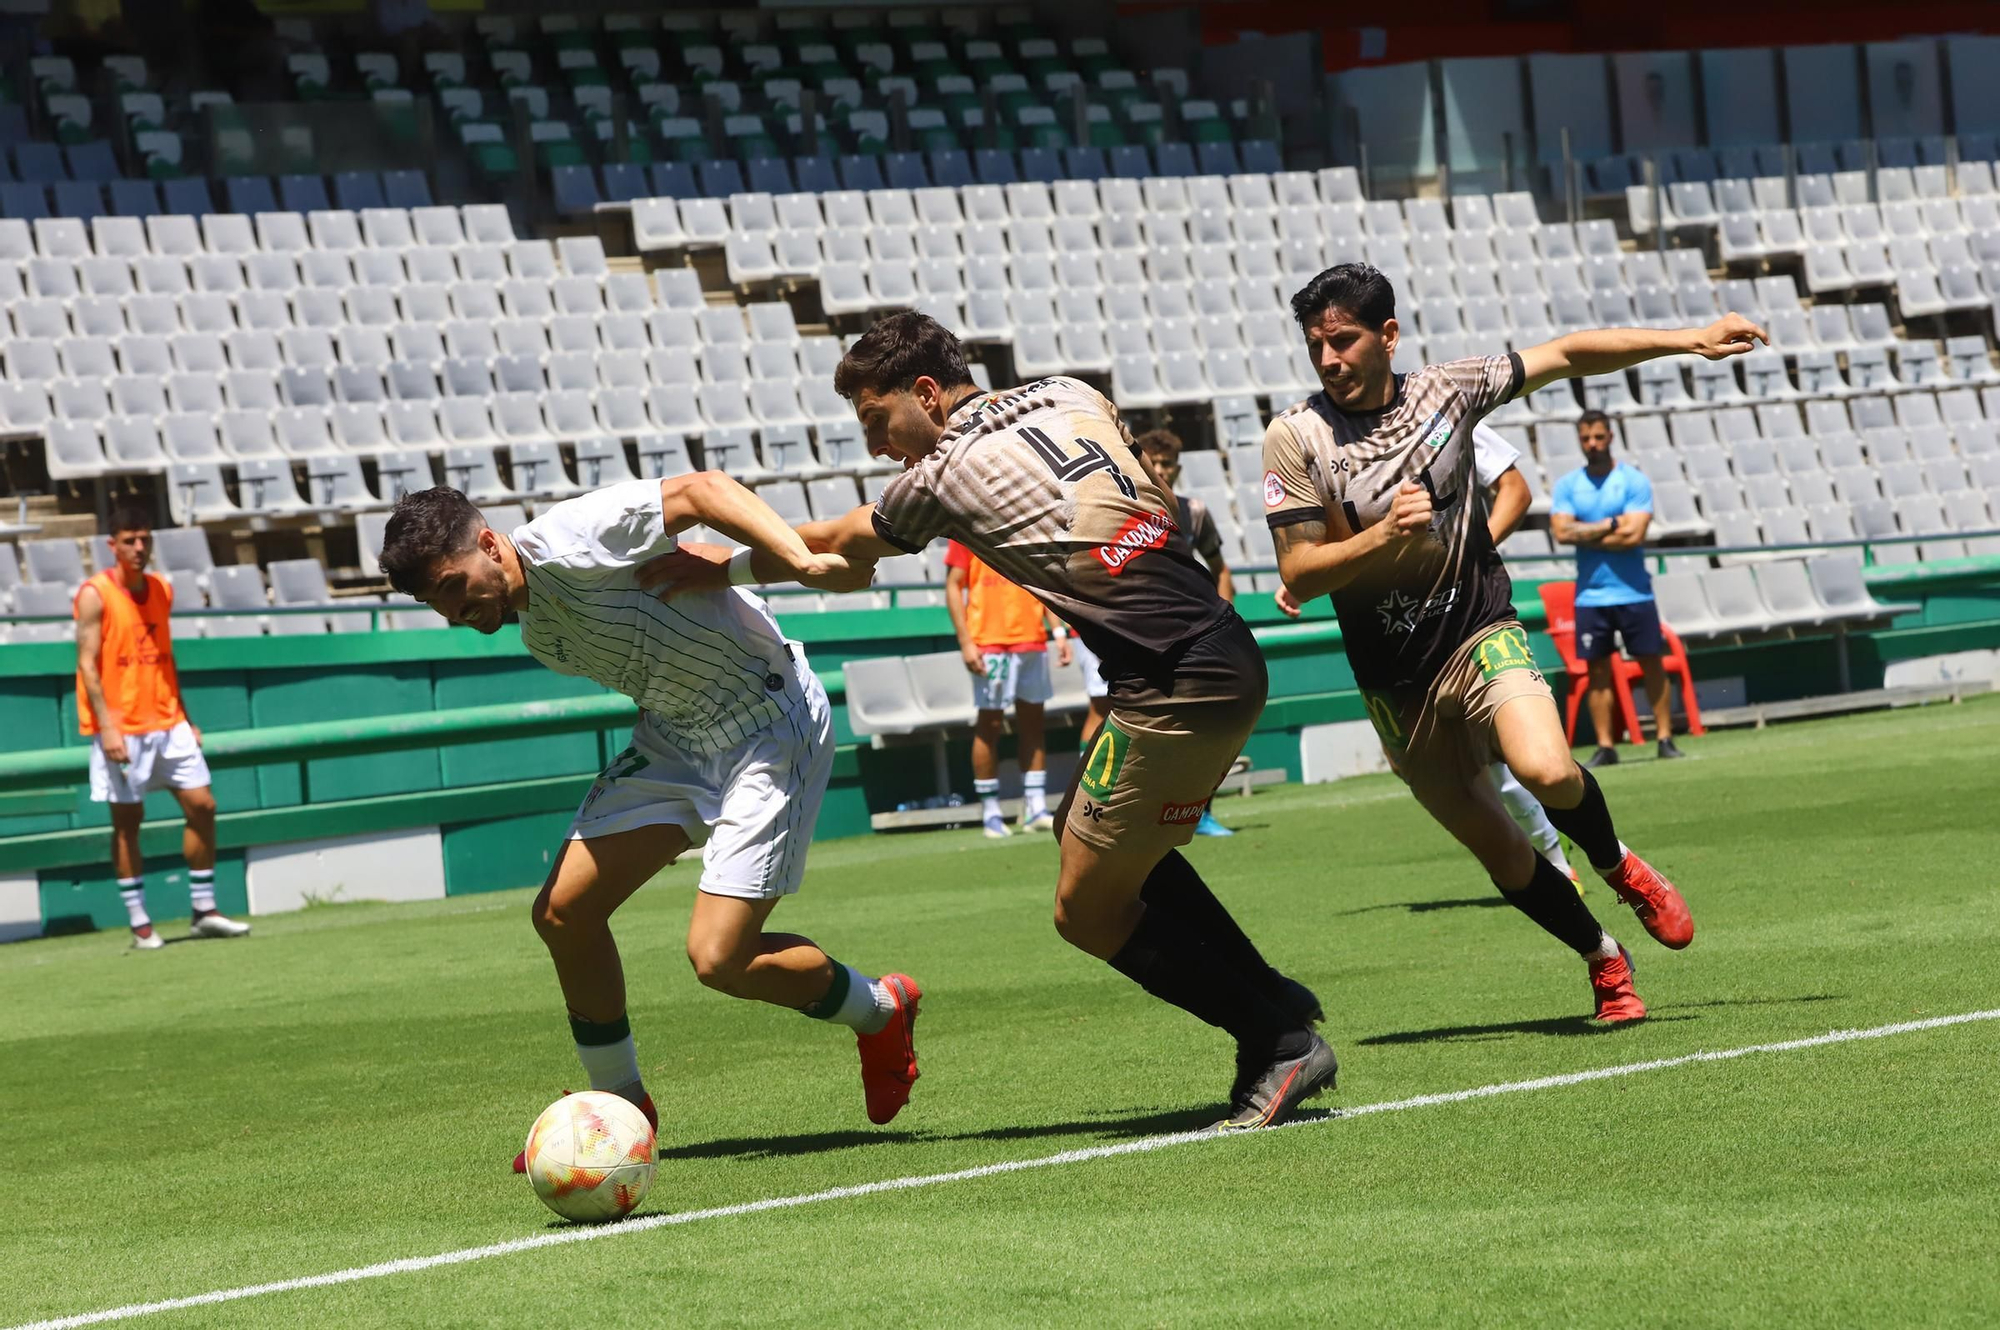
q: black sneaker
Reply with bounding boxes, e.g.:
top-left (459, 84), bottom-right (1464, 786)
top-left (1657, 738), bottom-right (1686, 760)
top-left (1584, 746), bottom-right (1620, 769)
top-left (1219, 1032), bottom-right (1339, 1131)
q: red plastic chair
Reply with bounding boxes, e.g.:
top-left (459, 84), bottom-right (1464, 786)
top-left (1537, 581), bottom-right (1705, 745)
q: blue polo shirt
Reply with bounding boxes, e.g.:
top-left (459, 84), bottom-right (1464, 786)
top-left (1551, 462), bottom-right (1654, 607)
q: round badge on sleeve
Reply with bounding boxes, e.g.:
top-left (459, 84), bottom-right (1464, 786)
top-left (1263, 471), bottom-right (1286, 508)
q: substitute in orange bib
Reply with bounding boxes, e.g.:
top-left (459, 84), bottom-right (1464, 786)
top-left (74, 504), bottom-right (249, 948)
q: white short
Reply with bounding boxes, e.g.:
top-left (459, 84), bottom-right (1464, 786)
top-left (1071, 639), bottom-right (1109, 700)
top-left (568, 673), bottom-right (834, 901)
top-left (972, 649), bottom-right (1053, 711)
top-left (89, 721), bottom-right (211, 804)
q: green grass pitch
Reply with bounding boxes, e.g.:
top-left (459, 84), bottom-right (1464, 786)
top-left (4, 700), bottom-right (1998, 1328)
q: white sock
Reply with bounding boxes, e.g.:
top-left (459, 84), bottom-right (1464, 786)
top-left (1595, 840), bottom-right (1632, 880)
top-left (1023, 769), bottom-right (1047, 819)
top-left (975, 777), bottom-right (1002, 822)
top-left (188, 869), bottom-right (216, 914)
top-left (811, 963), bottom-right (895, 1035)
top-left (1586, 933), bottom-right (1621, 962)
top-left (575, 1033), bottom-right (642, 1096)
top-left (119, 878), bottom-right (149, 930)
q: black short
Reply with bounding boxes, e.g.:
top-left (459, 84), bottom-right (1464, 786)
top-left (1574, 600), bottom-right (1664, 661)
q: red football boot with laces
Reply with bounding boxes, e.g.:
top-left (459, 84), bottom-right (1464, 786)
top-left (855, 973), bottom-right (922, 1125)
top-left (513, 1090), bottom-right (658, 1173)
top-left (1604, 849), bottom-right (1694, 950)
top-left (1588, 945), bottom-right (1647, 1024)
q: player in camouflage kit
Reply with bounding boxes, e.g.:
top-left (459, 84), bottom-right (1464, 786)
top-left (646, 313), bottom-right (1334, 1128)
top-left (1263, 264), bottom-right (1764, 1021)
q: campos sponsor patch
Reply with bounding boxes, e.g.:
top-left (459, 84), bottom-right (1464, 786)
top-left (1158, 800), bottom-right (1206, 827)
top-left (1263, 470), bottom-right (1286, 508)
top-left (1093, 509), bottom-right (1175, 575)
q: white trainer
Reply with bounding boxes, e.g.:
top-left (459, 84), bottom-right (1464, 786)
top-left (190, 912), bottom-right (252, 939)
top-left (982, 815), bottom-right (1013, 839)
top-left (130, 929), bottom-right (163, 951)
top-left (1021, 812), bottom-right (1057, 834)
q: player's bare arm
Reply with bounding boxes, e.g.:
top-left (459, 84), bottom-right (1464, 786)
top-left (1272, 483), bottom-right (1432, 603)
top-left (657, 471), bottom-right (862, 585)
top-left (797, 504), bottom-right (910, 562)
top-left (1515, 313), bottom-right (1769, 396)
top-left (1487, 469), bottom-right (1532, 545)
top-left (944, 561), bottom-right (983, 675)
top-left (74, 584), bottom-right (127, 764)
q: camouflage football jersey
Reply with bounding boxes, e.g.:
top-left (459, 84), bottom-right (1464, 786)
top-left (1262, 354), bottom-right (1524, 690)
top-left (872, 376), bottom-right (1234, 700)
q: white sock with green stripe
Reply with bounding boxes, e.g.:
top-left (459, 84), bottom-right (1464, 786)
top-left (1023, 769), bottom-right (1048, 819)
top-left (118, 877), bottom-right (149, 931)
top-left (804, 963), bottom-right (894, 1035)
top-left (188, 869), bottom-right (216, 915)
top-left (974, 778), bottom-right (1002, 823)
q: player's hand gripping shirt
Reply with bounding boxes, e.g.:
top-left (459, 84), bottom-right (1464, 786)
top-left (510, 479), bottom-right (803, 754)
top-left (871, 376), bottom-right (1232, 697)
top-left (1262, 354), bottom-right (1525, 690)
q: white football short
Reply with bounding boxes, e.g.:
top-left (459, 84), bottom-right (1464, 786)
top-left (1071, 638), bottom-right (1109, 700)
top-left (972, 649), bottom-right (1053, 711)
top-left (568, 672), bottom-right (834, 901)
top-left (89, 721), bottom-right (211, 804)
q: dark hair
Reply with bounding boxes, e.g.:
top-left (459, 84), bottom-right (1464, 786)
top-left (378, 487), bottom-right (487, 596)
top-left (1576, 409), bottom-right (1616, 438)
top-left (1134, 428), bottom-right (1184, 462)
top-left (832, 309), bottom-right (975, 400)
top-left (1290, 263), bottom-right (1397, 332)
top-left (105, 501), bottom-right (153, 536)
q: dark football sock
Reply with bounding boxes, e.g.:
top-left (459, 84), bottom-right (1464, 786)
top-left (1107, 903), bottom-right (1308, 1059)
top-left (1541, 765), bottom-right (1624, 871)
top-left (1496, 853), bottom-right (1609, 956)
top-left (1140, 851), bottom-right (1287, 989)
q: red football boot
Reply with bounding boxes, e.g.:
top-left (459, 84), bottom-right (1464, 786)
top-left (855, 973), bottom-right (922, 1125)
top-left (1604, 848), bottom-right (1695, 950)
top-left (1588, 945), bottom-right (1647, 1024)
top-left (513, 1090), bottom-right (658, 1173)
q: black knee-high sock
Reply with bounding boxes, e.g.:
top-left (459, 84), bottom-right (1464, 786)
top-left (1108, 901), bottom-right (1307, 1057)
top-left (1140, 851), bottom-right (1284, 987)
top-left (1496, 853), bottom-right (1609, 955)
top-left (1542, 765), bottom-right (1623, 871)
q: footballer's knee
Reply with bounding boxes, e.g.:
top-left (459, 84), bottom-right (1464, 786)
top-left (1515, 754), bottom-right (1582, 807)
top-left (685, 936), bottom-right (750, 994)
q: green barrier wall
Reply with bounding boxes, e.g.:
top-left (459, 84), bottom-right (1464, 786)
top-left (4, 565), bottom-right (1998, 934)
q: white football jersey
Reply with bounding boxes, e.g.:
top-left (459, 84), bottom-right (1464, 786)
top-left (508, 479), bottom-right (803, 755)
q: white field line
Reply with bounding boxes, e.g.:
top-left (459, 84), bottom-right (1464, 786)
top-left (13, 1008), bottom-right (1998, 1330)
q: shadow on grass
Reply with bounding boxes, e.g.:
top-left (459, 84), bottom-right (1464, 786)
top-left (654, 1106), bottom-right (1228, 1163)
top-left (1358, 993), bottom-right (1842, 1046)
top-left (1334, 896), bottom-right (1513, 917)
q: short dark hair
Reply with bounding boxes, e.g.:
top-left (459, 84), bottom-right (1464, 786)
top-left (832, 309), bottom-right (975, 400)
top-left (1134, 428), bottom-right (1183, 462)
top-left (1290, 263), bottom-right (1397, 332)
top-left (105, 501), bottom-right (152, 536)
top-left (378, 487), bottom-right (486, 596)
top-left (1576, 409), bottom-right (1616, 438)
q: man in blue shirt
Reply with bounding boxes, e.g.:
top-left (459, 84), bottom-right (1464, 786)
top-left (1551, 410), bottom-right (1685, 767)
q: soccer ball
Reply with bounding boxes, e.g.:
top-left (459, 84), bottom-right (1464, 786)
top-left (522, 1091), bottom-right (658, 1223)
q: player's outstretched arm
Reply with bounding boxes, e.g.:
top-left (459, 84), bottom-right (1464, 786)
top-left (797, 504), bottom-right (909, 561)
top-left (1516, 312), bottom-right (1768, 396)
top-left (658, 471), bottom-right (860, 586)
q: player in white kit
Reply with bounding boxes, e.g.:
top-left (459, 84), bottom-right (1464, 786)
top-left (377, 473), bottom-right (922, 1165)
